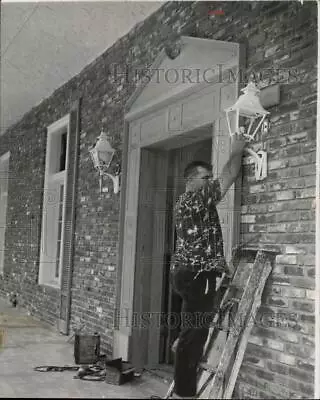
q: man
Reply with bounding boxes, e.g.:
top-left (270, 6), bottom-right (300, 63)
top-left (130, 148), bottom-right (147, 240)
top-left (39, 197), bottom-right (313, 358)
top-left (170, 133), bottom-right (246, 398)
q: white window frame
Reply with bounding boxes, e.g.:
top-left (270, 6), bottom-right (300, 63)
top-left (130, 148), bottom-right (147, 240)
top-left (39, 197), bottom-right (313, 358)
top-left (0, 151), bottom-right (10, 275)
top-left (39, 114), bottom-right (70, 288)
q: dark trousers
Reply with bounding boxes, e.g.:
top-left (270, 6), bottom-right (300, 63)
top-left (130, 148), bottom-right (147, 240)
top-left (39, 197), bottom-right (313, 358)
top-left (171, 267), bottom-right (218, 397)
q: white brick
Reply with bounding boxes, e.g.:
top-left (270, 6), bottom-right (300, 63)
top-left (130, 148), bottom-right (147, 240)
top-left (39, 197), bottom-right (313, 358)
top-left (278, 353), bottom-right (296, 366)
top-left (269, 159), bottom-right (287, 170)
top-left (284, 245), bottom-right (305, 254)
top-left (306, 290), bottom-right (315, 300)
top-left (295, 187), bottom-right (315, 199)
top-left (282, 287), bottom-right (306, 298)
top-left (265, 338), bottom-right (285, 351)
top-left (276, 191), bottom-right (295, 201)
top-left (249, 184), bottom-right (265, 194)
top-left (248, 335), bottom-right (263, 346)
top-left (241, 215), bottom-right (256, 223)
top-left (277, 331), bottom-right (300, 343)
top-left (276, 254), bottom-right (297, 265)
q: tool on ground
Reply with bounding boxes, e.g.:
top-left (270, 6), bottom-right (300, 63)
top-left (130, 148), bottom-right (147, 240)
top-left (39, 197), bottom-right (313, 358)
top-left (159, 246), bottom-right (279, 399)
top-left (34, 365), bottom-right (79, 372)
top-left (34, 331), bottom-right (136, 386)
top-left (74, 332), bottom-right (101, 364)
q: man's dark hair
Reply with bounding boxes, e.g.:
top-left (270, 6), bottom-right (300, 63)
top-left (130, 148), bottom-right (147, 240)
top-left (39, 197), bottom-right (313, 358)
top-left (183, 160), bottom-right (212, 179)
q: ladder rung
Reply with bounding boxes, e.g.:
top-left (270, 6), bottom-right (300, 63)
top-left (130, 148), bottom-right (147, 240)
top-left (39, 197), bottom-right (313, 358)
top-left (199, 362), bottom-right (216, 373)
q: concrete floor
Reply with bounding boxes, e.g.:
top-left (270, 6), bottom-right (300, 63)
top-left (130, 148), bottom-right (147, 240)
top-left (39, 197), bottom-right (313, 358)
top-left (0, 297), bottom-right (170, 398)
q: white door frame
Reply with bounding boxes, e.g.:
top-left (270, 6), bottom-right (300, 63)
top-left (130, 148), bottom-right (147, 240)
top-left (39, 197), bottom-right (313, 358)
top-left (113, 36), bottom-right (244, 366)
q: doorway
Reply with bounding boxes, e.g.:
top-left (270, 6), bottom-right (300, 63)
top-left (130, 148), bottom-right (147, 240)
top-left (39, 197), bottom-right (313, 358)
top-left (159, 138), bottom-right (213, 365)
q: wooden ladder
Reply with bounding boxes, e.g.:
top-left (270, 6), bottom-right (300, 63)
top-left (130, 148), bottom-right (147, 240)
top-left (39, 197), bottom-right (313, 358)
top-left (162, 247), bottom-right (279, 399)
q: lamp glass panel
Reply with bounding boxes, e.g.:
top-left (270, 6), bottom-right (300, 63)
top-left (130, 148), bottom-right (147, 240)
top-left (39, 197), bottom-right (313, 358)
top-left (98, 150), bottom-right (113, 166)
top-left (226, 109), bottom-right (238, 135)
top-left (90, 149), bottom-right (100, 169)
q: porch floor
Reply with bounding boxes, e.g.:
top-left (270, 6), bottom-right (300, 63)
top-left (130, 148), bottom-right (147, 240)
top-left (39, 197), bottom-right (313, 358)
top-left (0, 297), bottom-right (170, 398)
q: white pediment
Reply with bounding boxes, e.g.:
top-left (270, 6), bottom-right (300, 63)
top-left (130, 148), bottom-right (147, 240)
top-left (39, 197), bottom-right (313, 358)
top-left (125, 36), bottom-right (239, 120)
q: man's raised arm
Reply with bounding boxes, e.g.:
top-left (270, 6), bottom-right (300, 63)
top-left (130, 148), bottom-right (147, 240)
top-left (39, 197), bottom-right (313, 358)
top-left (219, 133), bottom-right (247, 200)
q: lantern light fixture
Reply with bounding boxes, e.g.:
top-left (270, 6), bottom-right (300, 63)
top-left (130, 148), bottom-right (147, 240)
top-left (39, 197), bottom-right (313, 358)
top-left (225, 81), bottom-right (270, 181)
top-left (225, 81), bottom-right (270, 142)
top-left (89, 131), bottom-right (121, 194)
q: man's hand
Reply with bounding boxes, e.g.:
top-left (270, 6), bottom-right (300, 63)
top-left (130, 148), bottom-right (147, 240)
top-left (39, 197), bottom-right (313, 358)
top-left (231, 132), bottom-right (247, 155)
top-left (224, 262), bottom-right (235, 278)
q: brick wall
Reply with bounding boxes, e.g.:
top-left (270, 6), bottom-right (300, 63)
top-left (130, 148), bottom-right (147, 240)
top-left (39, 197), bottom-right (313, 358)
top-left (0, 1), bottom-right (317, 397)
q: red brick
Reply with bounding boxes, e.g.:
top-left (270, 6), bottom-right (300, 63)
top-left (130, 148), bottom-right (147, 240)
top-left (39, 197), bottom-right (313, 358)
top-left (266, 137), bottom-right (287, 150)
top-left (266, 296), bottom-right (289, 308)
top-left (301, 335), bottom-right (315, 347)
top-left (275, 330), bottom-right (300, 344)
top-left (277, 353), bottom-right (296, 366)
top-left (306, 267), bottom-right (315, 278)
top-left (295, 187), bottom-right (315, 198)
top-left (266, 181), bottom-right (289, 192)
top-left (289, 177), bottom-right (315, 189)
top-left (246, 343), bottom-right (275, 361)
top-left (289, 366), bottom-right (314, 383)
top-left (255, 214), bottom-right (276, 224)
top-left (275, 212), bottom-right (299, 223)
top-left (299, 313), bottom-right (315, 325)
top-left (281, 287), bottom-right (306, 298)
top-left (283, 266), bottom-right (304, 277)
top-left (242, 354), bottom-right (265, 369)
top-left (275, 190), bottom-right (295, 201)
top-left (268, 166), bottom-right (300, 180)
top-left (288, 153), bottom-right (315, 167)
top-left (291, 300), bottom-right (314, 313)
top-left (267, 223), bottom-right (287, 233)
top-left (296, 360), bottom-right (314, 376)
top-left (299, 164), bottom-right (316, 176)
top-left (299, 211), bottom-right (314, 220)
top-left (266, 360), bottom-right (289, 375)
top-left (247, 204), bottom-right (268, 214)
top-left (268, 159), bottom-right (289, 170)
top-left (285, 343), bottom-right (314, 359)
top-left (248, 224), bottom-right (268, 233)
top-left (289, 276), bottom-right (315, 289)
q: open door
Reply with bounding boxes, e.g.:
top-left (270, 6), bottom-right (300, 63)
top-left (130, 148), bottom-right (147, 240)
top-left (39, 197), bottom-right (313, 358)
top-left (160, 138), bottom-right (212, 364)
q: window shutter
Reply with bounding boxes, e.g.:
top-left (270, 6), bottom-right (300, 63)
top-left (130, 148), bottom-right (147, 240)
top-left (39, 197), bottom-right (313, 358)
top-left (0, 156), bottom-right (9, 273)
top-left (58, 99), bottom-right (81, 335)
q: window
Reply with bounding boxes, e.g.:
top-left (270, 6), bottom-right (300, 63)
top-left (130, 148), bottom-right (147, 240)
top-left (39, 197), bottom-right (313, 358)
top-left (0, 152), bottom-right (10, 274)
top-left (59, 132), bottom-right (67, 172)
top-left (39, 115), bottom-right (70, 287)
top-left (55, 184), bottom-right (64, 278)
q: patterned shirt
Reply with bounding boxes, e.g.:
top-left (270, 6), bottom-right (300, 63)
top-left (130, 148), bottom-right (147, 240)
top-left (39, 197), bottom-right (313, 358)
top-left (170, 178), bottom-right (227, 276)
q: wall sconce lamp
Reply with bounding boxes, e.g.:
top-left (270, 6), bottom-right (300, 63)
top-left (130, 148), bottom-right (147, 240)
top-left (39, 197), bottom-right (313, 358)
top-left (89, 131), bottom-right (121, 194)
top-left (225, 81), bottom-right (270, 181)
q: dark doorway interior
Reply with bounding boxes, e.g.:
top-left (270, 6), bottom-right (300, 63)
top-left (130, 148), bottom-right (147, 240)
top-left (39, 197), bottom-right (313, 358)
top-left (159, 138), bottom-right (212, 365)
